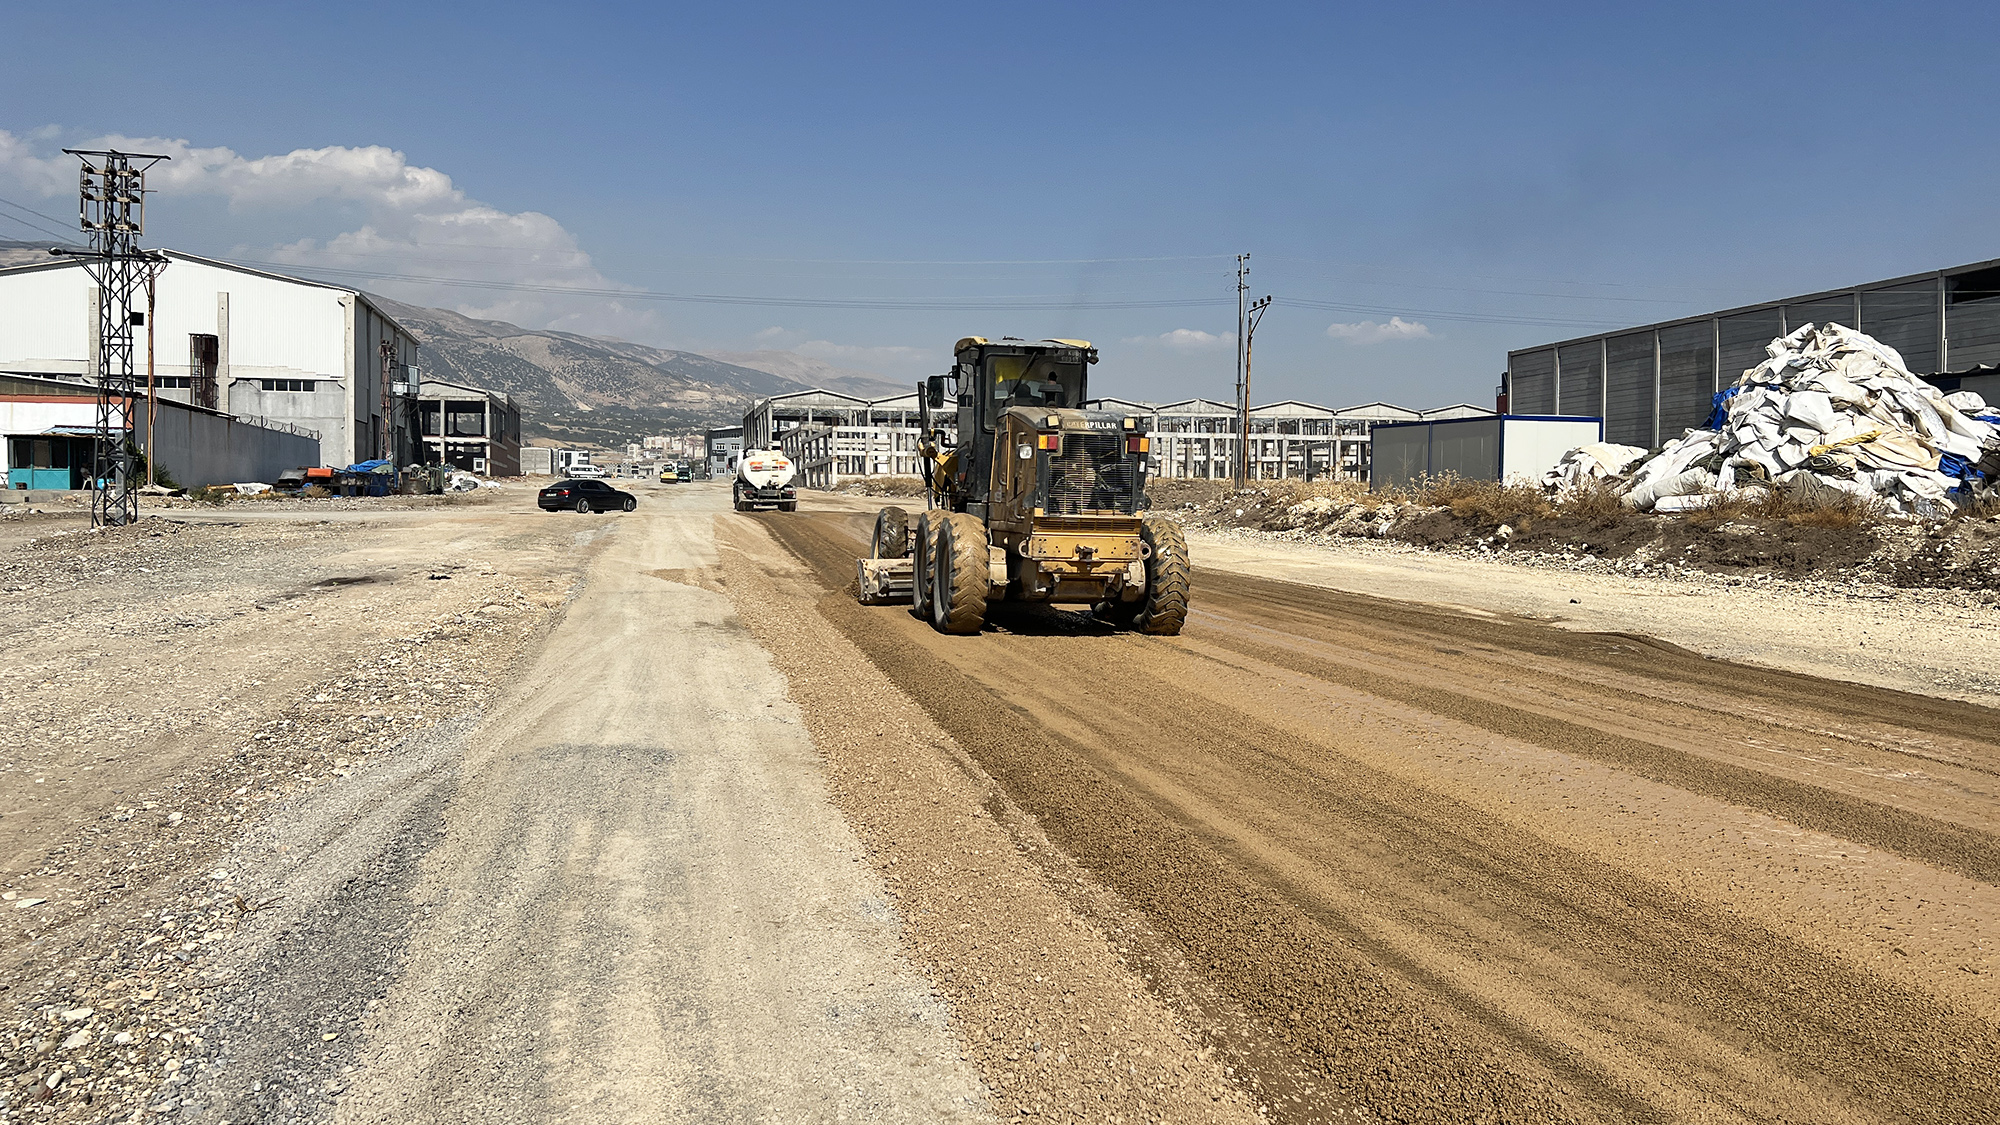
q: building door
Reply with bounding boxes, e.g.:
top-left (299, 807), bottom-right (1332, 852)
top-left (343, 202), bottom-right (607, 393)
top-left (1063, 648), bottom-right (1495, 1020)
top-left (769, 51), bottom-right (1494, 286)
top-left (189, 334), bottom-right (220, 410)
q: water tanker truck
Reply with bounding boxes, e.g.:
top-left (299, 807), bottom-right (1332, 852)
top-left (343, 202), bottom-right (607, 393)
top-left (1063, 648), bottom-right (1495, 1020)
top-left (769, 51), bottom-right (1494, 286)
top-left (856, 337), bottom-right (1189, 635)
top-left (732, 449), bottom-right (798, 512)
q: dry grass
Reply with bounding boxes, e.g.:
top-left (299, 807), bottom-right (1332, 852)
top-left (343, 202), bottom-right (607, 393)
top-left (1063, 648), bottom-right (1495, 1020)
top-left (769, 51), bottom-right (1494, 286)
top-left (1408, 475), bottom-right (1555, 529)
top-left (1686, 487), bottom-right (1883, 530)
top-left (1553, 481), bottom-right (1637, 529)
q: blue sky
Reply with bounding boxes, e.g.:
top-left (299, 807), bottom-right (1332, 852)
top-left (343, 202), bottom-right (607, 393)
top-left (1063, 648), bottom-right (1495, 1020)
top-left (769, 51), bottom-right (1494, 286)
top-left (4, 1), bottom-right (1998, 408)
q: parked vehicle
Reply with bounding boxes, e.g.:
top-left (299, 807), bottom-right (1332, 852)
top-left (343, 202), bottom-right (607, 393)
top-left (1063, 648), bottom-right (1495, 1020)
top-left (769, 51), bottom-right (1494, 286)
top-left (659, 466), bottom-right (681, 484)
top-left (538, 478), bottom-right (637, 513)
top-left (568, 464), bottom-right (607, 479)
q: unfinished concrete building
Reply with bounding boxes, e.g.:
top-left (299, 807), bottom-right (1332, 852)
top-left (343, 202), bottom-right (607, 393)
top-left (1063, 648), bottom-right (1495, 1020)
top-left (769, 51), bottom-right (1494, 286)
top-left (417, 378), bottom-right (522, 475)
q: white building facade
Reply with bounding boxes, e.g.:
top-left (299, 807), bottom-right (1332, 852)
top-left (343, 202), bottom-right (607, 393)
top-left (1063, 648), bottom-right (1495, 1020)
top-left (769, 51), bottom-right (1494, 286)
top-left (0, 251), bottom-right (421, 467)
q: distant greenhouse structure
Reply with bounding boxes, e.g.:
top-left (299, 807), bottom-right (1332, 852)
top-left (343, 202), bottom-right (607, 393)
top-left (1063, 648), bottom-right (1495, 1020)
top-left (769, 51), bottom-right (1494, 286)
top-left (1503, 257), bottom-right (2000, 449)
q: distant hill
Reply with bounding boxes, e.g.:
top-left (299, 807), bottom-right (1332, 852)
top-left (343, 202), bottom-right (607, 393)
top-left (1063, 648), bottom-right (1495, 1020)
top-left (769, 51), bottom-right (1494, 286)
top-left (368, 297), bottom-right (900, 448)
top-left (712, 349), bottom-right (913, 401)
top-left (0, 239), bottom-right (85, 268)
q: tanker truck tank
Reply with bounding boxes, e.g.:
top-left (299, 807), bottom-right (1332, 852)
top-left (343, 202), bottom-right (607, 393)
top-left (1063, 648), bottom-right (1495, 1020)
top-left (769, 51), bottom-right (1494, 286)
top-left (732, 449), bottom-right (798, 512)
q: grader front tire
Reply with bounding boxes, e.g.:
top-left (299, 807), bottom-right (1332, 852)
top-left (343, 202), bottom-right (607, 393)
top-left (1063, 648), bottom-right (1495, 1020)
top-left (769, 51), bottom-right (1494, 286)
top-left (1135, 515), bottom-right (1190, 635)
top-left (872, 507), bottom-right (910, 559)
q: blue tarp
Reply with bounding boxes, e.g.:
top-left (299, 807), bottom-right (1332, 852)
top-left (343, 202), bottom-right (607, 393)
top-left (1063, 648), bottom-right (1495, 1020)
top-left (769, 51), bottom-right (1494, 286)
top-left (1705, 387), bottom-right (1742, 431)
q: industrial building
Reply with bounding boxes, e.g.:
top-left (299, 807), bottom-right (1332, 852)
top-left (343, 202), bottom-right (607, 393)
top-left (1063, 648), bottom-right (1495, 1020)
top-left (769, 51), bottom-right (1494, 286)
top-left (0, 250), bottom-right (422, 468)
top-left (3, 372), bottom-right (318, 490)
top-left (1505, 256), bottom-right (2000, 450)
top-left (706, 426), bottom-right (743, 478)
top-left (417, 378), bottom-right (522, 476)
top-left (743, 385), bottom-right (1489, 486)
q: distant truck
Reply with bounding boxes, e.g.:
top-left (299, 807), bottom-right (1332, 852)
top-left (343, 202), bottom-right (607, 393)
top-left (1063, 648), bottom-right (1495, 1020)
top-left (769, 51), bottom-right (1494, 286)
top-left (733, 450), bottom-right (797, 512)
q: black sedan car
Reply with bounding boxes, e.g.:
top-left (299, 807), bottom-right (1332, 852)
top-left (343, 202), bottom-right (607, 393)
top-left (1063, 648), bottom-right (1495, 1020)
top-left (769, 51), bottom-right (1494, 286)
top-left (538, 478), bottom-right (637, 513)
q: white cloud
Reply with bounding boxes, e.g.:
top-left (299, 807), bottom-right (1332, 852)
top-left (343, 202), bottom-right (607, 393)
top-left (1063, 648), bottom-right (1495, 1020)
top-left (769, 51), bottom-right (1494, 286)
top-left (755, 326), bottom-right (790, 341)
top-left (1325, 316), bottom-right (1432, 344)
top-left (0, 128), bottom-right (72, 198)
top-left (1122, 328), bottom-right (1237, 351)
top-left (0, 128), bottom-right (655, 340)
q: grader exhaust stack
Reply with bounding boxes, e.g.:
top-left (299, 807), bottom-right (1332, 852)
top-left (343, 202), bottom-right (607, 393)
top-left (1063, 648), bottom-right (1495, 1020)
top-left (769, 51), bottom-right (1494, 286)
top-left (856, 337), bottom-right (1190, 635)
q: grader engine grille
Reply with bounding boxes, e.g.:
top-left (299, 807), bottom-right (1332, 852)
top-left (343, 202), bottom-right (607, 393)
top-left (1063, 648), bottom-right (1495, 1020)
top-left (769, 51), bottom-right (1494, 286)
top-left (1044, 431), bottom-right (1139, 515)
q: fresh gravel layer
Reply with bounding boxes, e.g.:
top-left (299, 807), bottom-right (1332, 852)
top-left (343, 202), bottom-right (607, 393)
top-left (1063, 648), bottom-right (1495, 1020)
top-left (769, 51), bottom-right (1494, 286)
top-left (0, 510), bottom-right (578, 1123)
top-left (715, 518), bottom-right (1264, 1125)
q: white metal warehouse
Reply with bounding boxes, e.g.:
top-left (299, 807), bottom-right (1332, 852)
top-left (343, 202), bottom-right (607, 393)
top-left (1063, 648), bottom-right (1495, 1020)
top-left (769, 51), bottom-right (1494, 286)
top-left (0, 251), bottom-right (421, 468)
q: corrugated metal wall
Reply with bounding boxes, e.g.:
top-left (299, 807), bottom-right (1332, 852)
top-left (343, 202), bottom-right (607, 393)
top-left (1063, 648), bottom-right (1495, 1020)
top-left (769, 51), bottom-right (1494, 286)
top-left (1657, 322), bottom-right (1714, 438)
top-left (1946, 271), bottom-right (2000, 369)
top-left (1511, 348), bottom-right (1555, 413)
top-left (1784, 295), bottom-right (1857, 334)
top-left (1556, 342), bottom-right (1602, 416)
top-left (1860, 280), bottom-right (1938, 373)
top-left (1718, 309), bottom-right (1782, 384)
top-left (1604, 333), bottom-right (1655, 446)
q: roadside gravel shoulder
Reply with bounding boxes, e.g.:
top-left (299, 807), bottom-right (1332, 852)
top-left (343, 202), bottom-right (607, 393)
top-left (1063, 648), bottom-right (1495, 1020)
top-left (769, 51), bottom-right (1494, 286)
top-left (1184, 525), bottom-right (2000, 707)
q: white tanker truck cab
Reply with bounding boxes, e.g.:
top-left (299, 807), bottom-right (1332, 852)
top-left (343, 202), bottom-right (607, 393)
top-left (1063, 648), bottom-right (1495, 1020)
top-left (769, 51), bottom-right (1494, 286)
top-left (732, 449), bottom-right (798, 512)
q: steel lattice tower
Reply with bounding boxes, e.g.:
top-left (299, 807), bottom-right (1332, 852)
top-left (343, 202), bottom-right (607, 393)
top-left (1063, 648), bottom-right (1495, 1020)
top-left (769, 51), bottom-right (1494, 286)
top-left (64, 149), bottom-right (168, 527)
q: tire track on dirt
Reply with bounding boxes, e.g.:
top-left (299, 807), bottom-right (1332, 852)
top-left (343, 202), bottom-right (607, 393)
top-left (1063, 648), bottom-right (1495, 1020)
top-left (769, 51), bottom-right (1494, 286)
top-left (762, 509), bottom-right (2000, 1125)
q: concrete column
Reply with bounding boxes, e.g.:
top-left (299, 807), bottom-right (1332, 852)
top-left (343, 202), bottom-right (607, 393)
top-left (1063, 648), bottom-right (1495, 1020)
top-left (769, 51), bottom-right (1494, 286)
top-left (216, 292), bottom-right (231, 397)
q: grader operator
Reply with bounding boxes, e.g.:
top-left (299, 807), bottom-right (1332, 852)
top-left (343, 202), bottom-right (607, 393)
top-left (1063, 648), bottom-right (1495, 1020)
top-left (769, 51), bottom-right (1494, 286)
top-left (857, 337), bottom-right (1190, 635)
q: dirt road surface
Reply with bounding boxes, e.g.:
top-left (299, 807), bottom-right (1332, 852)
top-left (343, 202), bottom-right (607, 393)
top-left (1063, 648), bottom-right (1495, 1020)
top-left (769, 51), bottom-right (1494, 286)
top-left (754, 496), bottom-right (2000, 1125)
top-left (7, 482), bottom-right (1998, 1124)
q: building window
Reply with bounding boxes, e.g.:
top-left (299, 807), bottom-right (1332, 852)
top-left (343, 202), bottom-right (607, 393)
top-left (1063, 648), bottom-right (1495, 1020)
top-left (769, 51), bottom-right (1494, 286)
top-left (154, 376), bottom-right (192, 389)
top-left (260, 378), bottom-right (318, 392)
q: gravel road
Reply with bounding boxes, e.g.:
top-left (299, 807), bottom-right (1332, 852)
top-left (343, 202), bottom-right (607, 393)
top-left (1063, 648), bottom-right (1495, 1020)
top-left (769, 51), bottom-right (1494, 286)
top-left (760, 497), bottom-right (2000, 1125)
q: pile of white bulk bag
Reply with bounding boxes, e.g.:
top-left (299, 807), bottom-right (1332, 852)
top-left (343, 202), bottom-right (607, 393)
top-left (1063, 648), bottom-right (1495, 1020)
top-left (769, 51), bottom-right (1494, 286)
top-left (1616, 323), bottom-right (2000, 513)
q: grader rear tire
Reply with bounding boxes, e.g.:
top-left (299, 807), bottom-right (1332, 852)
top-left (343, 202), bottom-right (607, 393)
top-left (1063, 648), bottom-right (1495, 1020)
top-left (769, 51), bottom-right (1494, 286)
top-left (912, 510), bottom-right (941, 620)
top-left (872, 507), bottom-right (909, 559)
top-left (931, 512), bottom-right (989, 635)
top-left (1134, 515), bottom-right (1190, 635)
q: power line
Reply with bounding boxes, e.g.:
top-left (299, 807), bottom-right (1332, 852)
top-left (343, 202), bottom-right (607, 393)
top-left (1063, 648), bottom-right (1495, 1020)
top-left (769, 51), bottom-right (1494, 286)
top-left (0, 195), bottom-right (77, 243)
top-left (218, 255), bottom-right (1233, 311)
top-left (1275, 296), bottom-right (1618, 330)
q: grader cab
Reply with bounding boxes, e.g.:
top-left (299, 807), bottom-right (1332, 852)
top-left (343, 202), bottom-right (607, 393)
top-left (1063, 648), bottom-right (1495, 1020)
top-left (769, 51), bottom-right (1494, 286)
top-left (857, 337), bottom-right (1190, 635)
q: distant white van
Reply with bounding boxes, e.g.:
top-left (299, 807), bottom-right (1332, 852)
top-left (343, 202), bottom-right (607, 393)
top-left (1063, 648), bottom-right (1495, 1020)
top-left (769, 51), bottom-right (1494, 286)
top-left (568, 464), bottom-right (607, 479)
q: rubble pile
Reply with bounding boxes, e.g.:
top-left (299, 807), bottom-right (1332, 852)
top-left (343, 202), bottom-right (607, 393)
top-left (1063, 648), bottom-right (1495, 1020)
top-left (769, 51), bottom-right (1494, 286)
top-left (1606, 323), bottom-right (2000, 514)
top-left (1543, 443), bottom-right (1650, 494)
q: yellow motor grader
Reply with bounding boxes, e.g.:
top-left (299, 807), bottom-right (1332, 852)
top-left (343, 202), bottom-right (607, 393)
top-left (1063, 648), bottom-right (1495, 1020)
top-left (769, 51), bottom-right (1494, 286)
top-left (856, 337), bottom-right (1190, 635)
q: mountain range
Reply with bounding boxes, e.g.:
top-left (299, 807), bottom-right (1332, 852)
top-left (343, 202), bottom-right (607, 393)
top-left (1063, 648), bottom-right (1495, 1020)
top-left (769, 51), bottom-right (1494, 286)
top-left (365, 298), bottom-right (909, 448)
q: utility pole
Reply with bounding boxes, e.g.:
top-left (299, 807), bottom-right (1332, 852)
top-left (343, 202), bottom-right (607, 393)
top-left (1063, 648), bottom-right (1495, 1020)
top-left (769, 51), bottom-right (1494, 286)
top-left (1235, 254), bottom-right (1249, 488)
top-left (1243, 293), bottom-right (1271, 483)
top-left (380, 339), bottom-right (396, 461)
top-left (61, 149), bottom-right (169, 527)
